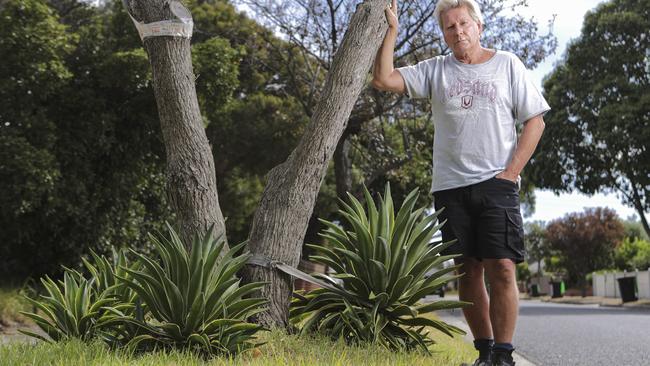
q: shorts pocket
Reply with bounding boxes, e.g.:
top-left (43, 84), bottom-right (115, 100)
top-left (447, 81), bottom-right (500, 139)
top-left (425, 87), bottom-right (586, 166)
top-left (505, 208), bottom-right (525, 261)
top-left (492, 176), bottom-right (519, 191)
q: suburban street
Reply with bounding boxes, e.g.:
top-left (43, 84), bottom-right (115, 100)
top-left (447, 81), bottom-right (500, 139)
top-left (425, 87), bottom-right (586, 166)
top-left (437, 298), bottom-right (650, 366)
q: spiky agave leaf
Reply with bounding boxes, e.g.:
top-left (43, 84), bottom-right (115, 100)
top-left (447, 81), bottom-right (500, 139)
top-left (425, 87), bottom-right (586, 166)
top-left (290, 184), bottom-right (470, 353)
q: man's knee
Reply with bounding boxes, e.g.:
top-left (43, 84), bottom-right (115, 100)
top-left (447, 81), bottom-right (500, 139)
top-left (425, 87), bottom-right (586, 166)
top-left (458, 258), bottom-right (484, 282)
top-left (485, 259), bottom-right (516, 285)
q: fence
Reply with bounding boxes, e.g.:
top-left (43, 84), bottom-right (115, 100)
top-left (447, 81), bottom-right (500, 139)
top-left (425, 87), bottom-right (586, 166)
top-left (592, 270), bottom-right (650, 299)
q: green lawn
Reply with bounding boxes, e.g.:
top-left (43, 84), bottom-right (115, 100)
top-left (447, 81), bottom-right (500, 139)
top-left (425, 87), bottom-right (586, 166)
top-left (1, 321), bottom-right (475, 366)
top-left (0, 286), bottom-right (476, 365)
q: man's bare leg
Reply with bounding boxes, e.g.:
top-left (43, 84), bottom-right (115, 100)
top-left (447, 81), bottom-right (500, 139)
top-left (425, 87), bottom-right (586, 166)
top-left (458, 257), bottom-right (493, 340)
top-left (483, 258), bottom-right (519, 343)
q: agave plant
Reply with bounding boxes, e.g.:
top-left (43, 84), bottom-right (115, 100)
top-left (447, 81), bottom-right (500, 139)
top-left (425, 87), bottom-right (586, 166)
top-left (289, 185), bottom-right (469, 352)
top-left (19, 248), bottom-right (138, 343)
top-left (109, 224), bottom-right (268, 356)
top-left (19, 267), bottom-right (118, 342)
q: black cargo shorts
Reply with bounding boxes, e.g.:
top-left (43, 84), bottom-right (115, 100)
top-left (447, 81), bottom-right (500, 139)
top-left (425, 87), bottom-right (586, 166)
top-left (433, 176), bottom-right (526, 263)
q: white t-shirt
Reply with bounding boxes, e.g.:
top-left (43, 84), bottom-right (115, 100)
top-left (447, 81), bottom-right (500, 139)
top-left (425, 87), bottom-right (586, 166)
top-left (397, 50), bottom-right (550, 192)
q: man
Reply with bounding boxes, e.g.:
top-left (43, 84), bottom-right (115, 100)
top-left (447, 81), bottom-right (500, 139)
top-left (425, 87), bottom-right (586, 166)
top-left (371, 0), bottom-right (549, 365)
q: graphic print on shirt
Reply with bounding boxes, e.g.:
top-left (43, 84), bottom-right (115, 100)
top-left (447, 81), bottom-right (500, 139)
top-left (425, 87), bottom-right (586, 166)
top-left (441, 70), bottom-right (504, 159)
top-left (445, 75), bottom-right (498, 109)
top-left (461, 95), bottom-right (473, 109)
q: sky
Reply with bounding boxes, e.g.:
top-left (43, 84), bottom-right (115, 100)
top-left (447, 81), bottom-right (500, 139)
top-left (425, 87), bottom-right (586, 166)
top-left (511, 0), bottom-right (644, 224)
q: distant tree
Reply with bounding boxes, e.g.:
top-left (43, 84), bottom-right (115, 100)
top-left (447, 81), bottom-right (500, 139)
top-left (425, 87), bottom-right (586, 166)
top-left (545, 207), bottom-right (625, 295)
top-left (530, 0), bottom-right (650, 238)
top-left (524, 221), bottom-right (550, 279)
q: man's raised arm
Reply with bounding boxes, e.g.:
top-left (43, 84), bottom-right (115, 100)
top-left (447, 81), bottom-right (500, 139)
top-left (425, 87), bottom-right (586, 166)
top-left (371, 0), bottom-right (406, 94)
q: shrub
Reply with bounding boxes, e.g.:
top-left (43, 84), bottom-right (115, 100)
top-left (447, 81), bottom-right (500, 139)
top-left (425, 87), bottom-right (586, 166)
top-left (290, 185), bottom-right (468, 353)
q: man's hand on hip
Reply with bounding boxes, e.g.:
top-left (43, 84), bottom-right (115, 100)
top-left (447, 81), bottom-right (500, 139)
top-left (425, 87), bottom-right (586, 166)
top-left (496, 170), bottom-right (518, 184)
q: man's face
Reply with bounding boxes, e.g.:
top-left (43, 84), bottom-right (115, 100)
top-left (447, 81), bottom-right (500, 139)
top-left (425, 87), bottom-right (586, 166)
top-left (441, 6), bottom-right (482, 55)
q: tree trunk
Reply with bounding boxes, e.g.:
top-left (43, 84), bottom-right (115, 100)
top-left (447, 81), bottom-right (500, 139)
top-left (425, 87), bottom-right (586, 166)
top-left (240, 0), bottom-right (389, 328)
top-left (124, 0), bottom-right (226, 247)
top-left (334, 136), bottom-right (353, 198)
top-left (630, 183), bottom-right (650, 239)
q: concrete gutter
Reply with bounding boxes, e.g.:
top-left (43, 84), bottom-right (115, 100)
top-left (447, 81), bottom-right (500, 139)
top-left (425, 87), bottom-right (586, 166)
top-left (529, 295), bottom-right (650, 309)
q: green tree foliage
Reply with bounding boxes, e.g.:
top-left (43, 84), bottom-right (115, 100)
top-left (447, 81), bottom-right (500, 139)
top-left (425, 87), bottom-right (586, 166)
top-left (530, 0), bottom-right (650, 238)
top-left (209, 94), bottom-right (310, 241)
top-left (614, 237), bottom-right (650, 271)
top-left (192, 37), bottom-right (241, 117)
top-left (0, 0), bottom-right (311, 279)
top-left (622, 218), bottom-right (650, 242)
top-left (0, 0), bottom-right (77, 279)
top-left (354, 116), bottom-right (434, 209)
top-left (545, 207), bottom-right (625, 289)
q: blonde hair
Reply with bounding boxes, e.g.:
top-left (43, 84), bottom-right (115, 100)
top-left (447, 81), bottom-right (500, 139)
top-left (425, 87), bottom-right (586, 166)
top-left (433, 0), bottom-right (484, 30)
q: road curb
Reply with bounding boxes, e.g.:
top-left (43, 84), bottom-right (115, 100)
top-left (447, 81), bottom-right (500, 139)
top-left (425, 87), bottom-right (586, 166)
top-left (531, 296), bottom-right (650, 310)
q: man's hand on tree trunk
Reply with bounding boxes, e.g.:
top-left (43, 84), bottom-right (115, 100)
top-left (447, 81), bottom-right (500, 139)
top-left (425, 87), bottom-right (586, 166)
top-left (385, 0), bottom-right (398, 29)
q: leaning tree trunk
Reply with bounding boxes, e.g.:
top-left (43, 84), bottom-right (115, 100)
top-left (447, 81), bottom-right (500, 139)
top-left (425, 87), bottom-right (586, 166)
top-left (240, 0), bottom-right (390, 328)
top-left (630, 183), bottom-right (650, 240)
top-left (334, 136), bottom-right (353, 199)
top-left (124, 0), bottom-right (226, 247)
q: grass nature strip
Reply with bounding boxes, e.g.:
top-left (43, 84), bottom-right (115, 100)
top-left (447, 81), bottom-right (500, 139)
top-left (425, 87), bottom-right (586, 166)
top-left (1, 316), bottom-right (476, 366)
top-left (0, 287), bottom-right (31, 326)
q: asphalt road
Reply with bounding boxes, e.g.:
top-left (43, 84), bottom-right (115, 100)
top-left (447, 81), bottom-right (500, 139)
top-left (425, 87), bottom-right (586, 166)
top-left (437, 298), bottom-right (650, 366)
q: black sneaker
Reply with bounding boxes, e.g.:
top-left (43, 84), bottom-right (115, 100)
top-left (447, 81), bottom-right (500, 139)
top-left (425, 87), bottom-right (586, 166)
top-left (461, 357), bottom-right (492, 366)
top-left (473, 357), bottom-right (492, 366)
top-left (492, 350), bottom-right (516, 366)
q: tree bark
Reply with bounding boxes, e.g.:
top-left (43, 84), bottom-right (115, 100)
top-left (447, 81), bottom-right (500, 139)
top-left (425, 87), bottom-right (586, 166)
top-left (124, 0), bottom-right (226, 247)
top-left (334, 136), bottom-right (353, 198)
top-left (630, 182), bottom-right (650, 240)
top-left (240, 0), bottom-right (389, 328)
